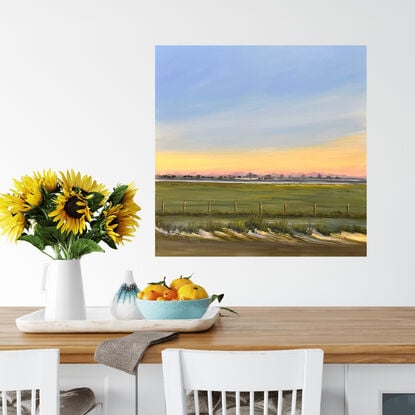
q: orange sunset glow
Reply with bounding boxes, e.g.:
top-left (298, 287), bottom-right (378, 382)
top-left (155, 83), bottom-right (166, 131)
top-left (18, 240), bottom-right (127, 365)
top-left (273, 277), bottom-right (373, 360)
top-left (156, 133), bottom-right (366, 178)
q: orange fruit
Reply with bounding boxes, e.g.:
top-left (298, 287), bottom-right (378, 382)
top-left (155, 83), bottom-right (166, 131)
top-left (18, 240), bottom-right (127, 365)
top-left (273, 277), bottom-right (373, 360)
top-left (142, 283), bottom-right (165, 294)
top-left (177, 284), bottom-right (208, 300)
top-left (141, 289), bottom-right (163, 301)
top-left (139, 282), bottom-right (166, 299)
top-left (138, 277), bottom-right (172, 301)
top-left (163, 288), bottom-right (178, 300)
top-left (169, 275), bottom-right (193, 291)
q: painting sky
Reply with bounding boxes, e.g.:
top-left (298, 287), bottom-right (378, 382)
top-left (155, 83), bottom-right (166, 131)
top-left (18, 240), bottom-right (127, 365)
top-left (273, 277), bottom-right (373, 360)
top-left (156, 45), bottom-right (366, 178)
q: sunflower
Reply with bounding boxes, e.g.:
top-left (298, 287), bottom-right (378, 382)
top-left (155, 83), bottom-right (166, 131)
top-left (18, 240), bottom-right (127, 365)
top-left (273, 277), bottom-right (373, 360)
top-left (33, 169), bottom-right (58, 192)
top-left (59, 170), bottom-right (108, 198)
top-left (121, 183), bottom-right (141, 216)
top-left (49, 189), bottom-right (92, 235)
top-left (12, 175), bottom-right (43, 209)
top-left (0, 210), bottom-right (25, 241)
top-left (0, 169), bottom-right (140, 259)
top-left (0, 193), bottom-right (27, 215)
top-left (104, 204), bottom-right (139, 245)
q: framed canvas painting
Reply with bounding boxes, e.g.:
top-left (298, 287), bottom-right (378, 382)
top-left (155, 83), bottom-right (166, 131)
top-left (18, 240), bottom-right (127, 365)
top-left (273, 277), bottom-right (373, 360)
top-left (155, 45), bottom-right (366, 257)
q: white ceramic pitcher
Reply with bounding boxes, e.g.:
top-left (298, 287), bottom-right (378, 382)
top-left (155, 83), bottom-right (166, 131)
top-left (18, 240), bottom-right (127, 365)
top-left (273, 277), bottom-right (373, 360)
top-left (42, 259), bottom-right (86, 321)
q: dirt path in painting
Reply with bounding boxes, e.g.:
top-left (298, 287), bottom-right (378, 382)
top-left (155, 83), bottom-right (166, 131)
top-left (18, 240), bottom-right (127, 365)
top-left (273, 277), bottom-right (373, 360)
top-left (155, 231), bottom-right (367, 257)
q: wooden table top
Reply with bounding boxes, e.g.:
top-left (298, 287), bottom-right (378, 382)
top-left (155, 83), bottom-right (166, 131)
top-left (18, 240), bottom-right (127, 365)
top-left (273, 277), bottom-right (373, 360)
top-left (2, 307), bottom-right (415, 364)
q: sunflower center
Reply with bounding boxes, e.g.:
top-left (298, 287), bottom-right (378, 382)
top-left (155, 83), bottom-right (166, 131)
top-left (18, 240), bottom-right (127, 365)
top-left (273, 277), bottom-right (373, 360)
top-left (109, 218), bottom-right (119, 229)
top-left (64, 196), bottom-right (84, 219)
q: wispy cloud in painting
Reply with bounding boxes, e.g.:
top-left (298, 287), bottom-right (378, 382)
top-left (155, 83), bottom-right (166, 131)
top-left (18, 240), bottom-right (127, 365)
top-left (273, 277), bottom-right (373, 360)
top-left (156, 84), bottom-right (366, 152)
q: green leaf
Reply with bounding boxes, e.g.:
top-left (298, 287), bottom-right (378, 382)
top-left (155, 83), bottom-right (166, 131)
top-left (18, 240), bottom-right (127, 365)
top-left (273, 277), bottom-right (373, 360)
top-left (209, 293), bottom-right (224, 304)
top-left (209, 294), bottom-right (239, 316)
top-left (108, 185), bottom-right (128, 205)
top-left (101, 235), bottom-right (117, 250)
top-left (87, 192), bottom-right (106, 211)
top-left (90, 217), bottom-right (105, 233)
top-left (34, 225), bottom-right (66, 245)
top-left (31, 213), bottom-right (52, 228)
top-left (219, 306), bottom-right (239, 316)
top-left (18, 234), bottom-right (45, 252)
top-left (69, 239), bottom-right (104, 259)
top-left (181, 273), bottom-right (193, 280)
top-left (147, 276), bottom-right (169, 287)
top-left (84, 229), bottom-right (102, 243)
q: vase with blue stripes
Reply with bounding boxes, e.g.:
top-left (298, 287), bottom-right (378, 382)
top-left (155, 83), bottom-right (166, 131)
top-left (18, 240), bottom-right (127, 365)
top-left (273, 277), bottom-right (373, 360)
top-left (111, 270), bottom-right (142, 320)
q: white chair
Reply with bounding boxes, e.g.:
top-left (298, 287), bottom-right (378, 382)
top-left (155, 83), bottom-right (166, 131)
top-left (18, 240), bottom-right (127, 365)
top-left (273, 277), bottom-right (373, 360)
top-left (162, 348), bottom-right (324, 415)
top-left (0, 349), bottom-right (101, 415)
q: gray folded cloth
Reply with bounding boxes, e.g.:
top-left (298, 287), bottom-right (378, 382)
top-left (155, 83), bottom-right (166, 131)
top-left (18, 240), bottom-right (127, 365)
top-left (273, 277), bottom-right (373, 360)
top-left (0, 388), bottom-right (96, 415)
top-left (94, 331), bottom-right (178, 374)
top-left (60, 388), bottom-right (96, 415)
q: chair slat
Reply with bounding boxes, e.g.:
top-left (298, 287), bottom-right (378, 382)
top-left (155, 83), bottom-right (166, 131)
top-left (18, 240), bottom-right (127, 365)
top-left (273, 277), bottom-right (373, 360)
top-left (207, 390), bottom-right (213, 415)
top-left (16, 390), bottom-right (21, 415)
top-left (249, 391), bottom-right (254, 415)
top-left (277, 390), bottom-right (283, 415)
top-left (2, 391), bottom-right (7, 415)
top-left (194, 390), bottom-right (200, 415)
top-left (31, 389), bottom-right (36, 415)
top-left (263, 391), bottom-right (269, 415)
top-left (291, 389), bottom-right (297, 415)
top-left (236, 390), bottom-right (240, 415)
top-left (221, 391), bottom-right (227, 415)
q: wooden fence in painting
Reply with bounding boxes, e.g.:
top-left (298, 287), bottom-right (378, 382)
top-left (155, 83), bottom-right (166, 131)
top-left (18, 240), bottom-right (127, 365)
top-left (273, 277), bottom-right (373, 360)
top-left (158, 200), bottom-right (354, 218)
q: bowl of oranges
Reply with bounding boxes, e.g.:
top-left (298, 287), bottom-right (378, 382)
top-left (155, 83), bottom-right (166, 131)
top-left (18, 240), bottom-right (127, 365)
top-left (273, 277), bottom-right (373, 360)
top-left (136, 275), bottom-right (212, 320)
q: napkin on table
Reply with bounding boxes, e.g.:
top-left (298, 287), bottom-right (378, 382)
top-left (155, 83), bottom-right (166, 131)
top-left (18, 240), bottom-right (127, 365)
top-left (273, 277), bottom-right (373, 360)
top-left (94, 331), bottom-right (178, 374)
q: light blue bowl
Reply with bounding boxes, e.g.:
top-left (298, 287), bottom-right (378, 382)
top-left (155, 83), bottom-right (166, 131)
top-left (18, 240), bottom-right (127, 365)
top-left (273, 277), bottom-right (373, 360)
top-left (137, 298), bottom-right (210, 320)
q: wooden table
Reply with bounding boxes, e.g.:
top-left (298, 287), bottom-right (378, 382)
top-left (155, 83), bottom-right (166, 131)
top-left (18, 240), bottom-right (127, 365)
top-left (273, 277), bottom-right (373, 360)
top-left (2, 307), bottom-right (415, 364)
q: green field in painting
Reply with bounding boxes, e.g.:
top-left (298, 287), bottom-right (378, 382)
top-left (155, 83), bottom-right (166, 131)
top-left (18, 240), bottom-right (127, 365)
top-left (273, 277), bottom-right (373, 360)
top-left (156, 181), bottom-right (366, 218)
top-left (155, 181), bottom-right (367, 256)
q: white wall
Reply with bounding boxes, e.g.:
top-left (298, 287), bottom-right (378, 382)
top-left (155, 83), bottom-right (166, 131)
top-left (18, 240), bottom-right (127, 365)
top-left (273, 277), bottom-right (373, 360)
top-left (0, 0), bottom-right (414, 307)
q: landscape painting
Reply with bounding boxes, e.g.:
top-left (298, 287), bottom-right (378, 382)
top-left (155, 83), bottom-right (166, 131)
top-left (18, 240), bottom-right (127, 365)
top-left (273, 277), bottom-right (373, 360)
top-left (155, 45), bottom-right (366, 256)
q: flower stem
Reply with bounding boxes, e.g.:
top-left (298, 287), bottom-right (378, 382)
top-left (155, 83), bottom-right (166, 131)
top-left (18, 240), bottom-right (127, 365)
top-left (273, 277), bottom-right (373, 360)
top-left (53, 244), bottom-right (63, 260)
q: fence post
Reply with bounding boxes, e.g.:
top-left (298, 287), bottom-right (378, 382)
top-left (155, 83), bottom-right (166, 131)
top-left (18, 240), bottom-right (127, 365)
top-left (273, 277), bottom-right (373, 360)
top-left (283, 203), bottom-right (287, 216)
top-left (183, 201), bottom-right (187, 215)
top-left (346, 203), bottom-right (350, 216)
top-left (258, 201), bottom-right (263, 216)
top-left (313, 203), bottom-right (317, 217)
top-left (161, 200), bottom-right (165, 216)
top-left (234, 201), bottom-right (237, 214)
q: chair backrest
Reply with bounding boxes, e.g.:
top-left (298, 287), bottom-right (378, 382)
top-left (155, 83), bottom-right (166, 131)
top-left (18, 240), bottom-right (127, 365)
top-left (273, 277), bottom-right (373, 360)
top-left (0, 349), bottom-right (59, 415)
top-left (162, 348), bottom-right (324, 415)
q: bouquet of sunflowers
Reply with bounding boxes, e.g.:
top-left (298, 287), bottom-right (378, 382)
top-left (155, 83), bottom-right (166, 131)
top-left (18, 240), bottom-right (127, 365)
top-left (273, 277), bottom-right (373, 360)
top-left (0, 169), bottom-right (140, 259)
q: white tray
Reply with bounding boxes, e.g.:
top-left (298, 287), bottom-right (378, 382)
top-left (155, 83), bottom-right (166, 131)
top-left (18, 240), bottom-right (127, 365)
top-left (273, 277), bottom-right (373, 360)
top-left (16, 306), bottom-right (220, 333)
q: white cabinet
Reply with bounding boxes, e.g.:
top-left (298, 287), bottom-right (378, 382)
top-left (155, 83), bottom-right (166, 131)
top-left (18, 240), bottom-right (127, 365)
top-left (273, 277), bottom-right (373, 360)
top-left (59, 363), bottom-right (346, 415)
top-left (59, 364), bottom-right (136, 415)
top-left (57, 363), bottom-right (415, 415)
top-left (322, 365), bottom-right (345, 415)
top-left (136, 364), bottom-right (166, 415)
top-left (346, 364), bottom-right (415, 415)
